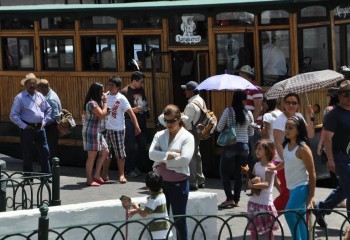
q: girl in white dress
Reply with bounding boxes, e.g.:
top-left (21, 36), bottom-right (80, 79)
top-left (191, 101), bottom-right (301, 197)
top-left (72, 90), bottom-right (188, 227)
top-left (247, 139), bottom-right (279, 240)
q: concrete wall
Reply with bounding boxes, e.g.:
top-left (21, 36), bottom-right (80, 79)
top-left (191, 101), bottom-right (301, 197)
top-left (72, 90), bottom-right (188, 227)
top-left (0, 192), bottom-right (217, 240)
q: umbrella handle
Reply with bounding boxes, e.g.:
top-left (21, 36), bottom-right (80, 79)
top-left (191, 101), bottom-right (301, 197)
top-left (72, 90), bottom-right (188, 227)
top-left (305, 93), bottom-right (310, 106)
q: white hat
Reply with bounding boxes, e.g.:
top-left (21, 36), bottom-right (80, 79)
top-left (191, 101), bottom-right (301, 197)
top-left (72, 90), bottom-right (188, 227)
top-left (20, 73), bottom-right (40, 86)
top-left (239, 65), bottom-right (255, 76)
top-left (339, 80), bottom-right (350, 92)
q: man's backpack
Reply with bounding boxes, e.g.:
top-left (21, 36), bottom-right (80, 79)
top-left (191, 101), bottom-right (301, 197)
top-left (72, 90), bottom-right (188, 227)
top-left (192, 101), bottom-right (217, 140)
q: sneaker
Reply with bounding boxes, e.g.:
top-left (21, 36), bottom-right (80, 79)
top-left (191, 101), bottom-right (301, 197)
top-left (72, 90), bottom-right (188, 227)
top-left (126, 171), bottom-right (139, 178)
top-left (312, 206), bottom-right (327, 228)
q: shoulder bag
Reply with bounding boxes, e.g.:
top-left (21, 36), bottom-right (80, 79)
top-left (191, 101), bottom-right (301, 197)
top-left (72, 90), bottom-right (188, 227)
top-left (216, 107), bottom-right (236, 146)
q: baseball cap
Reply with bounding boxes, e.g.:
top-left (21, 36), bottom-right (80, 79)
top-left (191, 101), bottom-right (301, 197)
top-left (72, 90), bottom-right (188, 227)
top-left (181, 81), bottom-right (198, 90)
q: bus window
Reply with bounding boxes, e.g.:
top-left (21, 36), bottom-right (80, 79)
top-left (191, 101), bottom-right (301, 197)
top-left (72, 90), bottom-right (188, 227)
top-left (298, 27), bottom-right (329, 73)
top-left (124, 35), bottom-right (161, 72)
top-left (261, 30), bottom-right (290, 86)
top-left (81, 36), bottom-right (117, 71)
top-left (2, 37), bottom-right (34, 70)
top-left (215, 33), bottom-right (254, 75)
top-left (41, 37), bottom-right (75, 71)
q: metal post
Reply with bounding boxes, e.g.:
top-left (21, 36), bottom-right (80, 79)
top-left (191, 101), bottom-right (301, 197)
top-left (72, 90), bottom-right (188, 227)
top-left (51, 158), bottom-right (61, 206)
top-left (38, 205), bottom-right (49, 240)
top-left (0, 160), bottom-right (7, 212)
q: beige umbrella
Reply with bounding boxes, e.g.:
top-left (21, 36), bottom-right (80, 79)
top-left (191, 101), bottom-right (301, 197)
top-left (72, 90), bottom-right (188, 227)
top-left (265, 70), bottom-right (344, 104)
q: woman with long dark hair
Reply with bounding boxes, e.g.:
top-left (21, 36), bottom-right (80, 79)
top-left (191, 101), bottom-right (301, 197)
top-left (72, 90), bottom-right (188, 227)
top-left (82, 82), bottom-right (109, 186)
top-left (271, 116), bottom-right (316, 240)
top-left (272, 92), bottom-right (314, 212)
top-left (217, 91), bottom-right (254, 208)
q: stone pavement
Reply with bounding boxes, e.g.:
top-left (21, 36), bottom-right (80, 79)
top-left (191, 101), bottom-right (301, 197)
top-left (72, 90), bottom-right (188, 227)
top-left (1, 153), bottom-right (349, 239)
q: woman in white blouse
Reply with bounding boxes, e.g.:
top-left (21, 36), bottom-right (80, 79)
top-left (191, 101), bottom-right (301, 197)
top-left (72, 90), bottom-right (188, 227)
top-left (149, 104), bottom-right (195, 240)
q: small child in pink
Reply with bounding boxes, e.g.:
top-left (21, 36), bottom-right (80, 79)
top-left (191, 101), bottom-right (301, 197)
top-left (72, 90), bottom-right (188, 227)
top-left (247, 139), bottom-right (279, 240)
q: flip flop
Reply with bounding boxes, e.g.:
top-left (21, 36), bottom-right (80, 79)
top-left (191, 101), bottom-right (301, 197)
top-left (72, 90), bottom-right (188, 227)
top-left (86, 181), bottom-right (100, 187)
top-left (119, 177), bottom-right (128, 184)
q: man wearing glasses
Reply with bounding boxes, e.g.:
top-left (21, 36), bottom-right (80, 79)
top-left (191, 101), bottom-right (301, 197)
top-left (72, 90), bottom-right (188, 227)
top-left (314, 80), bottom-right (350, 228)
top-left (121, 71), bottom-right (150, 177)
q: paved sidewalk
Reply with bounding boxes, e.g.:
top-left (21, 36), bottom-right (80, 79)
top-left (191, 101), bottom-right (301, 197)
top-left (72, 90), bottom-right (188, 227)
top-left (1, 153), bottom-right (348, 239)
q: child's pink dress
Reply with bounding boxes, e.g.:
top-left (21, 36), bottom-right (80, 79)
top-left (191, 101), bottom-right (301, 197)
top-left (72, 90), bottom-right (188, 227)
top-left (247, 162), bottom-right (279, 235)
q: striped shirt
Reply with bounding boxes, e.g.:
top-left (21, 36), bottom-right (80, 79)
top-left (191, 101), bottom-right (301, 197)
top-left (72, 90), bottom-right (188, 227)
top-left (145, 190), bottom-right (173, 239)
top-left (245, 84), bottom-right (263, 126)
top-left (217, 107), bottom-right (254, 143)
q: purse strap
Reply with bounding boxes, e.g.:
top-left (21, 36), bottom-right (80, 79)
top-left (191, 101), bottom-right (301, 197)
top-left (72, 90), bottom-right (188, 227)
top-left (229, 107), bottom-right (235, 128)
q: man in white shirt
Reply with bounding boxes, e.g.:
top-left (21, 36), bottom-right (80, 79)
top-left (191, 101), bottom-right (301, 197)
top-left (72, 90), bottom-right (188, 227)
top-left (262, 32), bottom-right (287, 77)
top-left (102, 76), bottom-right (141, 184)
top-left (182, 81), bottom-right (206, 191)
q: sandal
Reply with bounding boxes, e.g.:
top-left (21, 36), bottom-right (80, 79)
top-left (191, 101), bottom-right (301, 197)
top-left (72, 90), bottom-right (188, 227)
top-left (93, 177), bottom-right (106, 184)
top-left (86, 181), bottom-right (100, 187)
top-left (218, 200), bottom-right (237, 209)
top-left (119, 177), bottom-right (128, 184)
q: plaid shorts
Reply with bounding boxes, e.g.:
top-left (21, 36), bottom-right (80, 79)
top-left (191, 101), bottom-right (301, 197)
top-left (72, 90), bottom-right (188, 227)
top-left (106, 129), bottom-right (126, 159)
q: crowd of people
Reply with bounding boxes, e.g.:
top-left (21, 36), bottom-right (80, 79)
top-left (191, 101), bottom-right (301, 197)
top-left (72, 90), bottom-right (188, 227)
top-left (9, 68), bottom-right (350, 239)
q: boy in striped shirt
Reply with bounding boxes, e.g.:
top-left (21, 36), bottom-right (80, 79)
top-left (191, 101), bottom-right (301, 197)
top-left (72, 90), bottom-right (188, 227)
top-left (128, 172), bottom-right (173, 240)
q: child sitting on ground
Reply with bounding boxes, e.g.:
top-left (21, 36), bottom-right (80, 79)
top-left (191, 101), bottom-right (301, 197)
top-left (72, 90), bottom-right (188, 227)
top-left (247, 139), bottom-right (279, 240)
top-left (128, 171), bottom-right (173, 240)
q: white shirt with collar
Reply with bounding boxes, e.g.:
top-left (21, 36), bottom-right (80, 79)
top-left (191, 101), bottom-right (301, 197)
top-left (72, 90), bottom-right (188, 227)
top-left (184, 94), bottom-right (206, 130)
top-left (149, 127), bottom-right (195, 176)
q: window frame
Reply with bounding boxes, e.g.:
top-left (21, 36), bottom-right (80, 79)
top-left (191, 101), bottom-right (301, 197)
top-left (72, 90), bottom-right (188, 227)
top-left (40, 36), bottom-right (76, 71)
top-left (2, 36), bottom-right (35, 71)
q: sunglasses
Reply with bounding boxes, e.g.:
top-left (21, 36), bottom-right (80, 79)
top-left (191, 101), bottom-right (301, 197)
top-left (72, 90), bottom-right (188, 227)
top-left (285, 101), bottom-right (298, 106)
top-left (163, 118), bottom-right (178, 124)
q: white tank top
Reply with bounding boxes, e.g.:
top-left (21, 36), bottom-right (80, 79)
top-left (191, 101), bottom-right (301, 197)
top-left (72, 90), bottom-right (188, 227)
top-left (283, 143), bottom-right (309, 190)
top-left (249, 162), bottom-right (276, 205)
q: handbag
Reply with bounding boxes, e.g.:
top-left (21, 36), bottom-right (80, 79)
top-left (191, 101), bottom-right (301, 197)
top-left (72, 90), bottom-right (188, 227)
top-left (216, 107), bottom-right (236, 146)
top-left (57, 109), bottom-right (76, 137)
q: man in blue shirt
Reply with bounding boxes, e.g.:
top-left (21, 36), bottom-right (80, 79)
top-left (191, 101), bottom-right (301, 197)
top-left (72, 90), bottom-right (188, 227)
top-left (37, 79), bottom-right (62, 161)
top-left (10, 73), bottom-right (52, 173)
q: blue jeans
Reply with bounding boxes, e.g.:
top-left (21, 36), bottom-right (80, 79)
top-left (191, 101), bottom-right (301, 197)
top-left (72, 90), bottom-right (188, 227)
top-left (285, 184), bottom-right (308, 240)
top-left (20, 128), bottom-right (51, 173)
top-left (220, 142), bottom-right (249, 203)
top-left (162, 179), bottom-right (189, 240)
top-left (319, 151), bottom-right (350, 217)
top-left (124, 116), bottom-right (148, 172)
